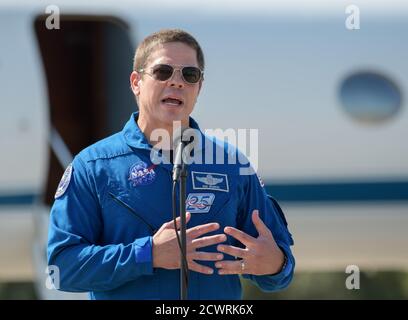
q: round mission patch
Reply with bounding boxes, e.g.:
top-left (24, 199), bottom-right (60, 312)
top-left (55, 163), bottom-right (73, 199)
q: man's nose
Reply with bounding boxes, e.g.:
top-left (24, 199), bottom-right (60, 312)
top-left (168, 69), bottom-right (184, 89)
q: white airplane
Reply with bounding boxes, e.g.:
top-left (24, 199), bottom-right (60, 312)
top-left (0, 0), bottom-right (407, 299)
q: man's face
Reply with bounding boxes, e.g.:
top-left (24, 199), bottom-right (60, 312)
top-left (131, 42), bottom-right (202, 129)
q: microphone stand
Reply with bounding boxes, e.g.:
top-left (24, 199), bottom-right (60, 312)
top-left (179, 159), bottom-right (188, 300)
top-left (172, 141), bottom-right (188, 300)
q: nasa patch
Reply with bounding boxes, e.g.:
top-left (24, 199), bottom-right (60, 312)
top-left (128, 161), bottom-right (157, 187)
top-left (55, 163), bottom-right (73, 199)
top-left (186, 193), bottom-right (215, 213)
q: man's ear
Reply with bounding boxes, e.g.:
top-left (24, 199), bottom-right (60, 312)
top-left (130, 71), bottom-right (142, 96)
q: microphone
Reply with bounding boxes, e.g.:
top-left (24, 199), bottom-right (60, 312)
top-left (172, 127), bottom-right (197, 181)
top-left (172, 139), bottom-right (187, 182)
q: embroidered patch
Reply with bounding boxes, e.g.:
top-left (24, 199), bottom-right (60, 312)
top-left (191, 171), bottom-right (229, 192)
top-left (55, 163), bottom-right (73, 199)
top-left (128, 161), bottom-right (157, 187)
top-left (186, 193), bottom-right (215, 213)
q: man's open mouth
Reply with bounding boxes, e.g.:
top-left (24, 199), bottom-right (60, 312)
top-left (161, 97), bottom-right (183, 106)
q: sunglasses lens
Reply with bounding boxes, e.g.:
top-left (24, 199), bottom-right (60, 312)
top-left (182, 67), bottom-right (201, 83)
top-left (152, 64), bottom-right (174, 81)
top-left (150, 64), bottom-right (201, 83)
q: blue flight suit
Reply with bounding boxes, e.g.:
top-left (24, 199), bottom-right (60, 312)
top-left (47, 112), bottom-right (295, 300)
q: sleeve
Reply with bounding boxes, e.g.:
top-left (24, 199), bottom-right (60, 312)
top-left (236, 170), bottom-right (295, 292)
top-left (47, 156), bottom-right (154, 293)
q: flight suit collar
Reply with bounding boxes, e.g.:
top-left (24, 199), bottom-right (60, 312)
top-left (122, 112), bottom-right (203, 151)
top-left (122, 112), bottom-right (152, 151)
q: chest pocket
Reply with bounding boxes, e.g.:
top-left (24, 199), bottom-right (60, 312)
top-left (108, 191), bottom-right (157, 233)
top-left (101, 179), bottom-right (166, 243)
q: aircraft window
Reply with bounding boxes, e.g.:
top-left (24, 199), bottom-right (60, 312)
top-left (339, 71), bottom-right (402, 123)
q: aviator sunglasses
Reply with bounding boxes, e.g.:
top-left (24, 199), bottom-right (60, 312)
top-left (138, 64), bottom-right (203, 84)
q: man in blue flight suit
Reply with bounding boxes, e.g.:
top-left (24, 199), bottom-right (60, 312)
top-left (47, 29), bottom-right (295, 299)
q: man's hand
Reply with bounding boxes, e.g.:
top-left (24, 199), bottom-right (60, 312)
top-left (215, 210), bottom-right (285, 275)
top-left (152, 212), bottom-right (227, 274)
